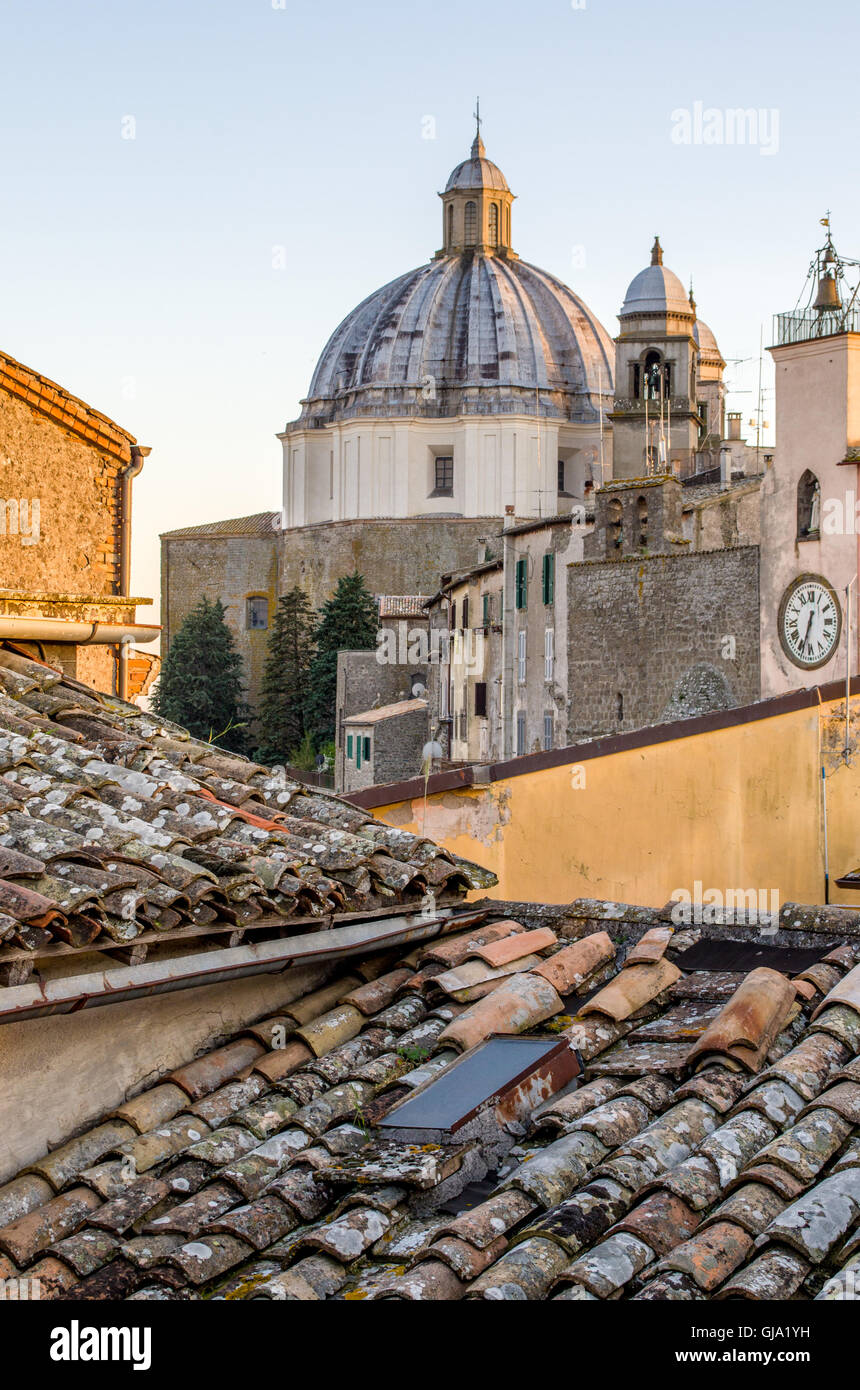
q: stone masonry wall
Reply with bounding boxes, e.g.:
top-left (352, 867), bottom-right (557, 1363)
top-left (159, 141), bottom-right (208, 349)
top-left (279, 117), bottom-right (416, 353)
top-left (278, 517), bottom-right (491, 612)
top-left (336, 648), bottom-right (430, 791)
top-left (566, 545), bottom-right (760, 740)
top-left (160, 531), bottom-right (280, 734)
top-left (0, 384), bottom-right (124, 595)
top-left (341, 705), bottom-right (429, 795)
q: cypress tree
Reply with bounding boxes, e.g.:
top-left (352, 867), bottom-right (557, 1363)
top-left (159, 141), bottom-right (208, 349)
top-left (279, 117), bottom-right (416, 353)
top-left (254, 586), bottom-right (316, 764)
top-left (152, 596), bottom-right (249, 753)
top-left (306, 572), bottom-right (378, 747)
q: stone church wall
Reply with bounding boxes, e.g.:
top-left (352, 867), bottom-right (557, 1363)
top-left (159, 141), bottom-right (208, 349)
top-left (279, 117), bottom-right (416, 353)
top-left (278, 516), bottom-right (493, 611)
top-left (160, 530), bottom-right (280, 731)
top-left (566, 545), bottom-right (760, 740)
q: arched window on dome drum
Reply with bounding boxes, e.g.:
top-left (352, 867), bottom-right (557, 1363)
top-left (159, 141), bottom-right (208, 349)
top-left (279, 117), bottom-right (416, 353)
top-left (464, 201), bottom-right (477, 246)
top-left (797, 470), bottom-right (821, 540)
top-left (505, 206), bottom-right (510, 246)
top-left (488, 203), bottom-right (499, 247)
top-left (447, 204), bottom-right (454, 248)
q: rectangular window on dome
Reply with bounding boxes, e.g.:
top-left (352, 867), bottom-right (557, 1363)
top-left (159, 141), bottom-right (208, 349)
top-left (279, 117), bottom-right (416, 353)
top-left (433, 456), bottom-right (454, 496)
top-left (474, 681), bottom-right (487, 718)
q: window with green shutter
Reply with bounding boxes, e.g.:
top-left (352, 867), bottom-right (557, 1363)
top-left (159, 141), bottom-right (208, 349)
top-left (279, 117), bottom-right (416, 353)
top-left (515, 558), bottom-right (527, 609)
top-left (542, 552), bottom-right (554, 605)
top-left (346, 735), bottom-right (353, 759)
top-left (482, 592), bottom-right (491, 626)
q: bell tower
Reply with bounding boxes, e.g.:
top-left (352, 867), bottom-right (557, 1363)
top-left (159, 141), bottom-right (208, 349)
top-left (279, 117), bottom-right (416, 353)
top-left (760, 221), bottom-right (860, 696)
top-left (610, 238), bottom-right (702, 479)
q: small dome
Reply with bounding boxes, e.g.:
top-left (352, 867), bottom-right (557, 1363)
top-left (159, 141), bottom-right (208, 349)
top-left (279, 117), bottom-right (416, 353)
top-left (620, 238), bottom-right (692, 317)
top-left (693, 317), bottom-right (722, 360)
top-left (444, 132), bottom-right (510, 193)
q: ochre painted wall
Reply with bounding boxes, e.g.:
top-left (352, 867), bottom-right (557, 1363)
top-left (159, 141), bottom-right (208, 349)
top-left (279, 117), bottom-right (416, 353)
top-left (369, 695), bottom-right (860, 909)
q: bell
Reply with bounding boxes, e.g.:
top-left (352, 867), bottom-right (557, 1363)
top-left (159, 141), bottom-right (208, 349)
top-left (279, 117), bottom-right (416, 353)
top-left (814, 271), bottom-right (842, 312)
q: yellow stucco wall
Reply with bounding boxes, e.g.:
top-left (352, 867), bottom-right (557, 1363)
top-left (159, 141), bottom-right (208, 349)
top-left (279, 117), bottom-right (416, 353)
top-left (371, 695), bottom-right (860, 909)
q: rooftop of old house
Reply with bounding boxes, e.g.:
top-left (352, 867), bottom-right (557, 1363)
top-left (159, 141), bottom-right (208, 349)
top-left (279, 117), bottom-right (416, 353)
top-left (0, 349), bottom-right (138, 464)
top-left (0, 644), bottom-right (493, 1007)
top-left (343, 699), bottom-right (428, 727)
top-left (1, 865), bottom-right (859, 1301)
top-left (159, 512), bottom-right (281, 541)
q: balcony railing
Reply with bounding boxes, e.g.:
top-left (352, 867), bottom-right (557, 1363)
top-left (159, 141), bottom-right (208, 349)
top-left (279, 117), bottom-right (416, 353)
top-left (774, 305), bottom-right (860, 346)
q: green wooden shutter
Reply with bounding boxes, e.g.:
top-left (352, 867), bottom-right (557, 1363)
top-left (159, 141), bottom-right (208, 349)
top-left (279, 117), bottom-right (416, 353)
top-left (347, 735), bottom-right (353, 759)
top-left (542, 552), bottom-right (554, 605)
top-left (515, 558), bottom-right (527, 609)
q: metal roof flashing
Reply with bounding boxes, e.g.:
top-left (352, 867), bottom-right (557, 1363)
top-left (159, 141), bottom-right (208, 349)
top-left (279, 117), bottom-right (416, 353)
top-left (378, 1035), bottom-right (582, 1145)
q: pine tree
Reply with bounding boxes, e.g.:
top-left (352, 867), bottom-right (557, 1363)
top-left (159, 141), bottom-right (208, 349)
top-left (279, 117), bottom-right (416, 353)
top-left (306, 572), bottom-right (379, 747)
top-left (254, 586), bottom-right (316, 764)
top-left (152, 597), bottom-right (249, 753)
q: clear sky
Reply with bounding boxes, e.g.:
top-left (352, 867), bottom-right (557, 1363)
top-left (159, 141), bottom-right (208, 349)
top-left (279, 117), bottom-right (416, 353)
top-left (2, 0), bottom-right (857, 621)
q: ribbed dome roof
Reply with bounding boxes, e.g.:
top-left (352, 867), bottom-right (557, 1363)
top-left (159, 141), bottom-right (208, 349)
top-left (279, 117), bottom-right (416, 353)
top-left (444, 130), bottom-right (510, 192)
top-left (620, 238), bottom-right (693, 317)
top-left (302, 253), bottom-right (614, 424)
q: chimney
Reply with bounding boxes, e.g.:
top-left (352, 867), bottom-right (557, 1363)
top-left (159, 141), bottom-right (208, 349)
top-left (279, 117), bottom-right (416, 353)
top-left (727, 412), bottom-right (743, 442)
top-left (503, 504), bottom-right (516, 531)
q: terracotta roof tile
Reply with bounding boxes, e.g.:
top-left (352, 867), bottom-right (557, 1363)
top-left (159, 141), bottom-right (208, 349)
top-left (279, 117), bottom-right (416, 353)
top-left (1, 886), bottom-right (858, 1305)
top-left (580, 959), bottom-right (682, 1022)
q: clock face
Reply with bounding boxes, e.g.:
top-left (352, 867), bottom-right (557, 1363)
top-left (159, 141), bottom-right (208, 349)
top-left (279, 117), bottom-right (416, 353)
top-left (778, 575), bottom-right (842, 669)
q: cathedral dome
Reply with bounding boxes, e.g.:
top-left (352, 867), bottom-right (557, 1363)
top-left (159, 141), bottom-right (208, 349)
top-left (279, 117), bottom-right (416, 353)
top-left (303, 255), bottom-right (613, 424)
top-left (301, 128), bottom-right (613, 427)
top-left (620, 237), bottom-right (693, 317)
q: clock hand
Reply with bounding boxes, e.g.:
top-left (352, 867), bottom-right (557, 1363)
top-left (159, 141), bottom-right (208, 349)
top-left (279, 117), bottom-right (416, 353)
top-left (801, 608), bottom-right (815, 657)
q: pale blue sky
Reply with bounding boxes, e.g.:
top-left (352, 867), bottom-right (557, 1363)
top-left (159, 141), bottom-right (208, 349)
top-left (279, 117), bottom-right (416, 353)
top-left (2, 0), bottom-right (857, 614)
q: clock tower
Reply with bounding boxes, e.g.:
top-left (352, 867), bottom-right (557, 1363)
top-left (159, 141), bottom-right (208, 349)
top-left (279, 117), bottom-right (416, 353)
top-left (761, 226), bottom-right (860, 696)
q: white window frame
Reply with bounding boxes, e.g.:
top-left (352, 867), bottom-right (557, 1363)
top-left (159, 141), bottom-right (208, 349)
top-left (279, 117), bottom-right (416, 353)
top-left (544, 627), bottom-right (554, 682)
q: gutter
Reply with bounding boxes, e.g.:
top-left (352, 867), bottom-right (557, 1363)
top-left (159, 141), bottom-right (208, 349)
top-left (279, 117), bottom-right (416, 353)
top-left (117, 445), bottom-right (150, 700)
top-left (0, 906), bottom-right (483, 1025)
top-left (0, 617), bottom-right (159, 644)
